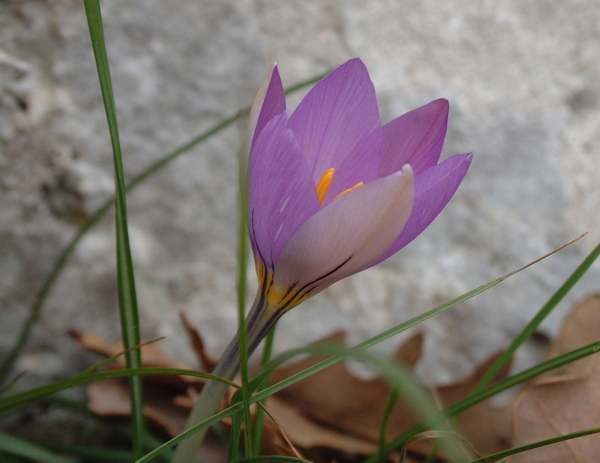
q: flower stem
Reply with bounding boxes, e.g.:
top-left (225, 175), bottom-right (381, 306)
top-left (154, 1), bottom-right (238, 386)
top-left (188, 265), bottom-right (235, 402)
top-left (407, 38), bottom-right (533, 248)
top-left (170, 298), bottom-right (277, 463)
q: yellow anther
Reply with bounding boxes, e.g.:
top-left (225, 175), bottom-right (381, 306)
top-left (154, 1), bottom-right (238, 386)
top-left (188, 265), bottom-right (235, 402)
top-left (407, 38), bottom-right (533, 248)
top-left (315, 168), bottom-right (335, 206)
top-left (333, 181), bottom-right (364, 201)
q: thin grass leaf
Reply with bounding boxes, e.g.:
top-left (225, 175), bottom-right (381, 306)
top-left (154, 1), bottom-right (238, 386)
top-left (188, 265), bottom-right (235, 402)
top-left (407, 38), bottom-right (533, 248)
top-left (0, 70), bottom-right (328, 387)
top-left (369, 339), bottom-right (600, 462)
top-left (474, 238), bottom-right (600, 392)
top-left (246, 235), bottom-right (581, 397)
top-left (232, 457), bottom-right (306, 463)
top-left (136, 325), bottom-right (597, 463)
top-left (83, 1), bottom-right (145, 457)
top-left (227, 392), bottom-right (244, 463)
top-left (43, 443), bottom-right (133, 463)
top-left (236, 131), bottom-right (254, 458)
top-left (44, 396), bottom-right (172, 462)
top-left (0, 367), bottom-right (237, 416)
top-left (0, 431), bottom-right (74, 463)
top-left (377, 385), bottom-right (401, 463)
top-left (467, 426), bottom-right (600, 463)
top-left (143, 344), bottom-right (467, 463)
top-left (252, 327), bottom-right (276, 454)
top-left (422, 238), bottom-right (600, 463)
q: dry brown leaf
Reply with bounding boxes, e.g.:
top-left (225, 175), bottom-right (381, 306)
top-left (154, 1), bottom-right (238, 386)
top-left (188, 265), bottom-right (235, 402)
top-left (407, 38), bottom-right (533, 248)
top-left (71, 329), bottom-right (203, 390)
top-left (269, 331), bottom-right (424, 445)
top-left (72, 322), bottom-right (213, 437)
top-left (181, 313), bottom-right (218, 373)
top-left (74, 320), bottom-right (514, 462)
top-left (511, 294), bottom-right (600, 462)
top-left (436, 353), bottom-right (513, 455)
top-left (87, 379), bottom-right (189, 437)
top-left (261, 396), bottom-right (379, 460)
top-left (267, 331), bottom-right (511, 461)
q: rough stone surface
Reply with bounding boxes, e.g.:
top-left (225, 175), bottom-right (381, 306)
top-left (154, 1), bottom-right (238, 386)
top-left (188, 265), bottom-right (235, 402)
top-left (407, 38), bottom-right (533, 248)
top-left (1, 0), bottom-right (599, 389)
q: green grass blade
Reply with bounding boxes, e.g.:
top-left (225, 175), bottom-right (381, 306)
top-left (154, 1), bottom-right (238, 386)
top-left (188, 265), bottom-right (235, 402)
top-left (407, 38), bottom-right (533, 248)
top-left (474, 238), bottom-right (600, 392)
top-left (236, 134), bottom-right (253, 458)
top-left (377, 386), bottom-right (400, 463)
top-left (138, 337), bottom-right (600, 463)
top-left (232, 457), bottom-right (306, 463)
top-left (0, 367), bottom-right (236, 416)
top-left (251, 326), bottom-right (276, 454)
top-left (368, 339), bottom-right (600, 462)
top-left (83, 1), bottom-right (145, 458)
top-left (0, 431), bottom-right (74, 463)
top-left (42, 443), bottom-right (133, 463)
top-left (0, 72), bottom-right (328, 388)
top-left (139, 344), bottom-right (467, 463)
top-left (467, 426), bottom-right (600, 462)
top-left (136, 322), bottom-right (596, 463)
top-left (44, 396), bottom-right (172, 462)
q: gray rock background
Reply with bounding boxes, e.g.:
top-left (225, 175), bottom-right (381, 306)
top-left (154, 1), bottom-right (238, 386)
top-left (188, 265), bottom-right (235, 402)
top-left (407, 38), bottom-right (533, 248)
top-left (1, 0), bottom-right (599, 390)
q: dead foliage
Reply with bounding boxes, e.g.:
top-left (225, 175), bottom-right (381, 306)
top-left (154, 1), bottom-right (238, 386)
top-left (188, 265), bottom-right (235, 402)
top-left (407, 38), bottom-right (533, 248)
top-left (74, 294), bottom-right (600, 462)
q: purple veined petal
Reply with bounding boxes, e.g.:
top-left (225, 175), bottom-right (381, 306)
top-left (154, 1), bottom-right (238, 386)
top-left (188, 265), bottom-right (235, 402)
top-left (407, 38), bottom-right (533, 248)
top-left (380, 99), bottom-right (449, 176)
top-left (248, 111), bottom-right (321, 266)
top-left (376, 152), bottom-right (473, 264)
top-left (246, 64), bottom-right (286, 155)
top-left (288, 58), bottom-right (381, 184)
top-left (272, 165), bottom-right (414, 307)
top-left (322, 124), bottom-right (383, 207)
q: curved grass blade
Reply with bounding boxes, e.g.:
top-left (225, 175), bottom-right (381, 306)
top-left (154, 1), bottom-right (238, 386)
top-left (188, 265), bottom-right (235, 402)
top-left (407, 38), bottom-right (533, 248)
top-left (0, 431), bottom-right (74, 463)
top-left (245, 235), bottom-right (581, 396)
top-left (474, 237), bottom-right (600, 392)
top-left (135, 243), bottom-right (584, 463)
top-left (41, 443), bottom-right (133, 463)
top-left (138, 344), bottom-right (466, 463)
top-left (0, 367), bottom-right (236, 416)
top-left (44, 396), bottom-right (172, 462)
top-left (368, 339), bottom-right (600, 462)
top-left (377, 386), bottom-right (401, 463)
top-left (467, 426), bottom-right (600, 463)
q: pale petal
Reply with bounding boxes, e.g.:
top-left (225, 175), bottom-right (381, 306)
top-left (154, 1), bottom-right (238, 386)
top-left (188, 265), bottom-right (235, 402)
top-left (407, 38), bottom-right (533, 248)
top-left (288, 59), bottom-right (381, 184)
top-left (248, 112), bottom-right (320, 265)
top-left (376, 153), bottom-right (473, 263)
top-left (246, 64), bottom-right (286, 155)
top-left (273, 166), bottom-right (414, 301)
top-left (380, 99), bottom-right (449, 176)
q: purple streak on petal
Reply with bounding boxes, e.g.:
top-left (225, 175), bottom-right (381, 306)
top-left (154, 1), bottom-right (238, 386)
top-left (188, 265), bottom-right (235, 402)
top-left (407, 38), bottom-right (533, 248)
top-left (274, 166), bottom-right (414, 298)
top-left (376, 152), bottom-right (473, 264)
top-left (322, 125), bottom-right (383, 206)
top-left (247, 65), bottom-right (286, 153)
top-left (248, 111), bottom-right (320, 265)
top-left (380, 99), bottom-right (449, 176)
top-left (288, 58), bottom-right (381, 183)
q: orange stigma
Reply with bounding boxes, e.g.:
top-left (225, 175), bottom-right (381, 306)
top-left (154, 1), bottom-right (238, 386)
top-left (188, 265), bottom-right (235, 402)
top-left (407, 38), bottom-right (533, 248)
top-left (333, 181), bottom-right (364, 200)
top-left (315, 168), bottom-right (335, 205)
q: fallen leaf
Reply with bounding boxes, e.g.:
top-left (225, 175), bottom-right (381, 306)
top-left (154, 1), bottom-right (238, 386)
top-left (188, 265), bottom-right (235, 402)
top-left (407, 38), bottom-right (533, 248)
top-left (511, 294), bottom-right (600, 462)
top-left (267, 331), bottom-right (511, 460)
top-left (72, 318), bottom-right (216, 437)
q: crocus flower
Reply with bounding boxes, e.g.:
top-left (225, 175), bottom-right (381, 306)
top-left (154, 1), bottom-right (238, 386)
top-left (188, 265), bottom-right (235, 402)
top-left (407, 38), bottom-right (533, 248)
top-left (172, 59), bottom-right (472, 462)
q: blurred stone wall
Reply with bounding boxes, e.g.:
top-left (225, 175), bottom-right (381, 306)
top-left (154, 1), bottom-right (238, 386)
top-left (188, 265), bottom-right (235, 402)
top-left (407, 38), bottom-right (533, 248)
top-left (1, 0), bottom-right (599, 387)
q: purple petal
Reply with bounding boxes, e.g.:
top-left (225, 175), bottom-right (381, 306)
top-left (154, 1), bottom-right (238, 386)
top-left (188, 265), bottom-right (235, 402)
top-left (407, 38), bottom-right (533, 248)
top-left (273, 166), bottom-right (414, 301)
top-left (376, 152), bottom-right (473, 263)
top-left (288, 58), bottom-right (381, 184)
top-left (247, 64), bottom-right (286, 154)
top-left (380, 99), bottom-right (449, 176)
top-left (248, 112), bottom-right (320, 266)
